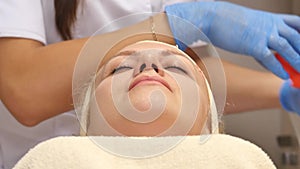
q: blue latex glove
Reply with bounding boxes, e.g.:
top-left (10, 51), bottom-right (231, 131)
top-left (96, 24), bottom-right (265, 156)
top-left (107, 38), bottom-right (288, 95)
top-left (165, 1), bottom-right (300, 79)
top-left (280, 80), bottom-right (300, 115)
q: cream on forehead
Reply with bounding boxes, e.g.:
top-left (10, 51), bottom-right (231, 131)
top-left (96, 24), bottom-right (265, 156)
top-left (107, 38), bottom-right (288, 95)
top-left (117, 40), bottom-right (196, 65)
top-left (120, 40), bottom-right (181, 52)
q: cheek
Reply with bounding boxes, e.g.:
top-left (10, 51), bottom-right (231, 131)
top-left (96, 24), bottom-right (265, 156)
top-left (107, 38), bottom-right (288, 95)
top-left (94, 78), bottom-right (133, 134)
top-left (95, 79), bottom-right (114, 119)
top-left (95, 74), bottom-right (131, 108)
top-left (95, 76), bottom-right (129, 120)
top-left (196, 89), bottom-right (210, 129)
top-left (95, 80), bottom-right (112, 105)
top-left (188, 76), bottom-right (210, 135)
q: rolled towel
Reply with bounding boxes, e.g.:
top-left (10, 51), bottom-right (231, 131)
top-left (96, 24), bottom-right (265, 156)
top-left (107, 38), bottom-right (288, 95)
top-left (13, 134), bottom-right (276, 169)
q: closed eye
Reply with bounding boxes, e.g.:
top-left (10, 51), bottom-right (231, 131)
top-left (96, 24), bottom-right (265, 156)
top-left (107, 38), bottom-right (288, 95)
top-left (165, 66), bottom-right (188, 74)
top-left (111, 66), bottom-right (133, 74)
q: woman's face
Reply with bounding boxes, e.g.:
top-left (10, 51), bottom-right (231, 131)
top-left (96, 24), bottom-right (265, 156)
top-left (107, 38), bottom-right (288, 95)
top-left (88, 41), bottom-right (210, 136)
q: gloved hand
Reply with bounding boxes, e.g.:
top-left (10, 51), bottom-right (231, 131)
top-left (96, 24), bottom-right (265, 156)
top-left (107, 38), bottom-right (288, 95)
top-left (280, 80), bottom-right (300, 115)
top-left (165, 1), bottom-right (300, 79)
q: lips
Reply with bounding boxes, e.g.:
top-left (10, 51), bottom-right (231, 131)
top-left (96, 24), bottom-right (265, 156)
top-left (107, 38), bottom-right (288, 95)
top-left (129, 76), bottom-right (172, 91)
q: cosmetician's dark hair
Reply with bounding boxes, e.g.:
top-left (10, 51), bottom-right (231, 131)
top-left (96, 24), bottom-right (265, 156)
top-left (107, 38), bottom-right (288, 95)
top-left (54, 0), bottom-right (79, 40)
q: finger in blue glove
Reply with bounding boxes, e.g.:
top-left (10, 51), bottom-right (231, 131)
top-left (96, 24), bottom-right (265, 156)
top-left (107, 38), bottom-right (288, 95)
top-left (165, 2), bottom-right (300, 79)
top-left (280, 80), bottom-right (300, 116)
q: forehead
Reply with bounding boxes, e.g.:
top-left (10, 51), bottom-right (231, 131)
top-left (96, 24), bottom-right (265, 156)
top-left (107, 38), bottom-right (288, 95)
top-left (120, 40), bottom-right (180, 52)
top-left (101, 41), bottom-right (185, 67)
top-left (107, 41), bottom-right (195, 63)
top-left (114, 49), bottom-right (187, 61)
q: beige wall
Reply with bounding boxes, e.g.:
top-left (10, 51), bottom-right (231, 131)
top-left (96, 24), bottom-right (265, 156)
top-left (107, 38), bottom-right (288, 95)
top-left (224, 0), bottom-right (292, 12)
top-left (218, 0), bottom-right (298, 167)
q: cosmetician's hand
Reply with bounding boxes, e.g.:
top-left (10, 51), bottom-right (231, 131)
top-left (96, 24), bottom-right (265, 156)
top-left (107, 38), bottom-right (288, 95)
top-left (280, 80), bottom-right (300, 116)
top-left (165, 1), bottom-right (300, 79)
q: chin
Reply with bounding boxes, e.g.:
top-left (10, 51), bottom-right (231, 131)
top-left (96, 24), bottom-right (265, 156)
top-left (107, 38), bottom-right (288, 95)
top-left (129, 87), bottom-right (178, 111)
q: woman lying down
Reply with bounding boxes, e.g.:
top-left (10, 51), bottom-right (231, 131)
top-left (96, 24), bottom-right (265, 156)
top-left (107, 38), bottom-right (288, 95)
top-left (13, 41), bottom-right (276, 169)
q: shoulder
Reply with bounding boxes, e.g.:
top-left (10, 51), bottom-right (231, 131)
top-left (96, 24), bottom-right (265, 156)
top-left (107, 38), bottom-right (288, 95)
top-left (0, 0), bottom-right (46, 44)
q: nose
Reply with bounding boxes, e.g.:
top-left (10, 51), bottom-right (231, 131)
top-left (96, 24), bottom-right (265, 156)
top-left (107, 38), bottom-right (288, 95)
top-left (139, 63), bottom-right (159, 73)
top-left (134, 62), bottom-right (164, 76)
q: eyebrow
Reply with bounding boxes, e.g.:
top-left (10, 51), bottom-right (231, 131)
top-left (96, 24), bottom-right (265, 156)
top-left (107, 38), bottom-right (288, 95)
top-left (113, 50), bottom-right (136, 57)
top-left (160, 49), bottom-right (187, 57)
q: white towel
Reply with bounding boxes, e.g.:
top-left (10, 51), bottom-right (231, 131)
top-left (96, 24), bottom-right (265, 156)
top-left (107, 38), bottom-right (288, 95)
top-left (13, 134), bottom-right (276, 169)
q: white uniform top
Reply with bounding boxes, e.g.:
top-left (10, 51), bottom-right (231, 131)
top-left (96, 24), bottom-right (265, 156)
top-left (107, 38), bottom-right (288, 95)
top-left (0, 0), bottom-right (213, 168)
